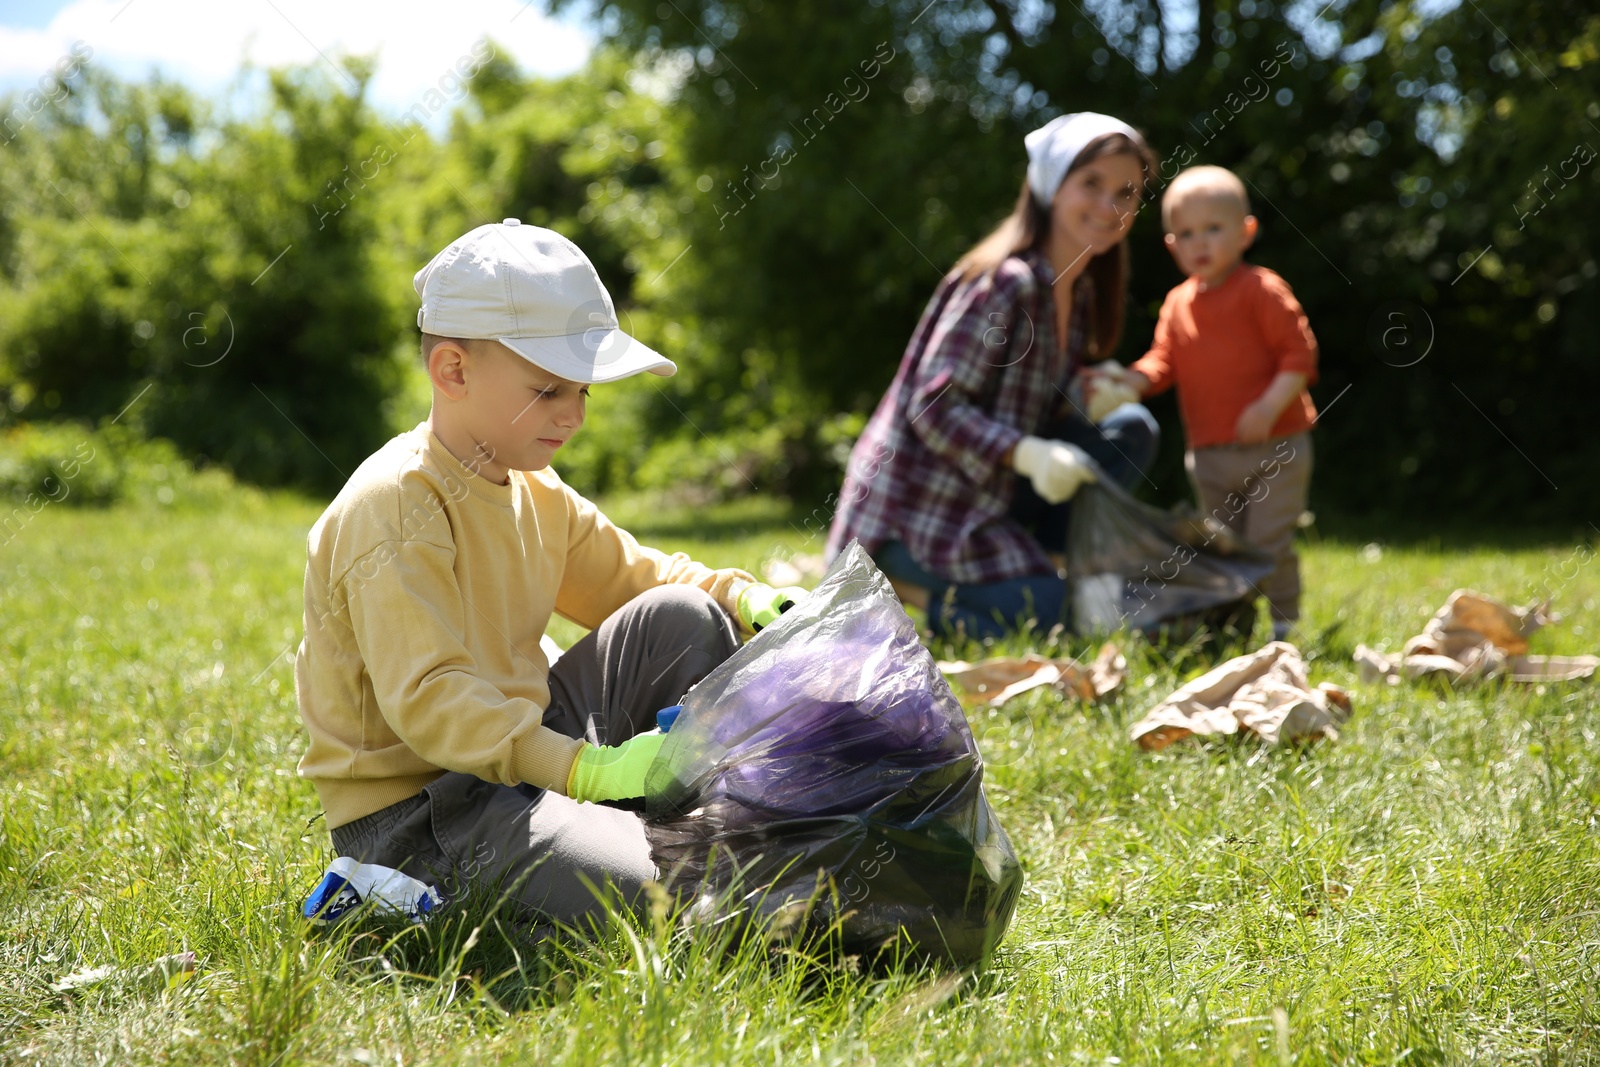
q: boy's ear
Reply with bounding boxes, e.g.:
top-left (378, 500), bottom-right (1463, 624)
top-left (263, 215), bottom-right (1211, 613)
top-left (427, 340), bottom-right (472, 400)
top-left (1163, 232), bottom-right (1179, 255)
top-left (1242, 214), bottom-right (1260, 247)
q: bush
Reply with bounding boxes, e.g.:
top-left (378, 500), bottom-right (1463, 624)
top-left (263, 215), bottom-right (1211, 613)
top-left (0, 421), bottom-right (239, 513)
top-left (0, 66), bottom-right (404, 496)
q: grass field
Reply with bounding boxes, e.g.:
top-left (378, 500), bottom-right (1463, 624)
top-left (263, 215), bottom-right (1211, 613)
top-left (2, 490), bottom-right (1598, 1065)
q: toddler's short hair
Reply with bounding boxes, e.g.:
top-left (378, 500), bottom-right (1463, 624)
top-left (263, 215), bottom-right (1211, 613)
top-left (1162, 166), bottom-right (1251, 231)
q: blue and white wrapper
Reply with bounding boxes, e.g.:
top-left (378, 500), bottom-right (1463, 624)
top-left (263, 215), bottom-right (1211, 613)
top-left (302, 857), bottom-right (443, 924)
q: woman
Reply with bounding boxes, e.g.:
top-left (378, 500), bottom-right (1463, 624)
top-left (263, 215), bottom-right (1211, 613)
top-left (825, 112), bottom-right (1160, 638)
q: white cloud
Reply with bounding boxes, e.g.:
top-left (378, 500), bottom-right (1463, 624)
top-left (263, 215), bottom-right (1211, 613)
top-left (0, 0), bottom-right (594, 120)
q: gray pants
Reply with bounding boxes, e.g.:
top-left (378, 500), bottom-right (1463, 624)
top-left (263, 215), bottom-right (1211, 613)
top-left (329, 585), bottom-right (740, 932)
top-left (1186, 432), bottom-right (1313, 624)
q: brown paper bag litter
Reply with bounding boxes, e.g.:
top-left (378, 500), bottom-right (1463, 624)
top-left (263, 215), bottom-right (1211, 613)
top-left (1130, 641), bottom-right (1352, 750)
top-left (1354, 589), bottom-right (1598, 686)
top-left (938, 642), bottom-right (1126, 707)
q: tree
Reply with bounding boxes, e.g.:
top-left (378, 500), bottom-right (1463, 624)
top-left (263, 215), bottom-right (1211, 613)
top-left (549, 0), bottom-right (1597, 522)
top-left (0, 62), bottom-right (405, 492)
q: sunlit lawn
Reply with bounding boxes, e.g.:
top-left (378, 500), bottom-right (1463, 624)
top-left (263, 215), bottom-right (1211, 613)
top-left (2, 490), bottom-right (1597, 1064)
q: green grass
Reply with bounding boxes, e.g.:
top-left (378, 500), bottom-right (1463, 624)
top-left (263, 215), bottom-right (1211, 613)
top-left (2, 491), bottom-right (1598, 1064)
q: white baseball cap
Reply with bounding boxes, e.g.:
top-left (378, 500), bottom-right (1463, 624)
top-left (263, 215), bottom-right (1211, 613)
top-left (413, 219), bottom-right (676, 383)
top-left (1024, 112), bottom-right (1142, 206)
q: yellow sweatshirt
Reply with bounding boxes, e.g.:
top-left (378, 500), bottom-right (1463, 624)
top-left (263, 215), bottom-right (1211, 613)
top-left (294, 423), bottom-right (753, 829)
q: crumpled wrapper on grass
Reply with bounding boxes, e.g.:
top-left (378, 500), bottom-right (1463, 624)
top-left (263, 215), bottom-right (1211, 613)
top-left (50, 952), bottom-right (197, 994)
top-left (937, 642), bottom-right (1126, 707)
top-left (1130, 641), bottom-right (1352, 750)
top-left (1354, 589), bottom-right (1599, 686)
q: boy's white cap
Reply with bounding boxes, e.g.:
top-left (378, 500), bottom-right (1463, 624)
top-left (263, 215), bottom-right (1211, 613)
top-left (414, 219), bottom-right (676, 383)
top-left (1024, 112), bottom-right (1141, 206)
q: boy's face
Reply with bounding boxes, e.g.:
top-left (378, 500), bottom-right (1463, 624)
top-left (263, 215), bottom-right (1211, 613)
top-left (1163, 194), bottom-right (1258, 288)
top-left (435, 340), bottom-right (588, 481)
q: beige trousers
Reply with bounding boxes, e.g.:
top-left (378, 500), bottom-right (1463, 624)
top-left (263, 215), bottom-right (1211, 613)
top-left (1185, 432), bottom-right (1313, 624)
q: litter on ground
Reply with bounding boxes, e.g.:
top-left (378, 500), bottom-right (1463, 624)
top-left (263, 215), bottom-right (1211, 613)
top-left (1129, 641), bottom-right (1351, 750)
top-left (1354, 589), bottom-right (1599, 685)
top-left (938, 642), bottom-right (1127, 707)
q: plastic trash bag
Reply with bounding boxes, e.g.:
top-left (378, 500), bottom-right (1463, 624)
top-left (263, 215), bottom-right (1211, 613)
top-left (643, 542), bottom-right (1023, 968)
top-left (1066, 478), bottom-right (1275, 638)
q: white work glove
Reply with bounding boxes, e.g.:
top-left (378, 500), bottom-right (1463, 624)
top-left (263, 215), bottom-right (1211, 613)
top-left (1012, 435), bottom-right (1098, 504)
top-left (1084, 376), bottom-right (1141, 423)
top-left (1080, 362), bottom-right (1141, 422)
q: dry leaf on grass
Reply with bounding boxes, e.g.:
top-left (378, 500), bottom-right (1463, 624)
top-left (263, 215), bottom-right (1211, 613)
top-left (50, 952), bottom-right (197, 993)
top-left (938, 643), bottom-right (1126, 708)
top-left (1354, 589), bottom-right (1597, 686)
top-left (1506, 655), bottom-right (1600, 682)
top-left (1130, 642), bottom-right (1351, 750)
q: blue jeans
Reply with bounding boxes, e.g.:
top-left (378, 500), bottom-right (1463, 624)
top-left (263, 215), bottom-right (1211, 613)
top-left (877, 540), bottom-right (1069, 639)
top-left (877, 403), bottom-right (1159, 639)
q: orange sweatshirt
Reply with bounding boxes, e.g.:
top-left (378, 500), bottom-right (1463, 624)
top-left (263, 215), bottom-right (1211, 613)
top-left (294, 424), bottom-right (753, 829)
top-left (1130, 264), bottom-right (1318, 449)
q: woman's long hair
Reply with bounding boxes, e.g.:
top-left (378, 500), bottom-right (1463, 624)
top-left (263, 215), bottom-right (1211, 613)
top-left (952, 131), bottom-right (1158, 359)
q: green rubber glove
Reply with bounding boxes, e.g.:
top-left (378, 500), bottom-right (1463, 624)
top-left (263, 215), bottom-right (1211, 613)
top-left (565, 732), bottom-right (666, 803)
top-left (735, 582), bottom-right (808, 632)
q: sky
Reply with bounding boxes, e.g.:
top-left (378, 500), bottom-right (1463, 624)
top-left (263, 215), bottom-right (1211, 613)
top-left (0, 0), bottom-right (595, 123)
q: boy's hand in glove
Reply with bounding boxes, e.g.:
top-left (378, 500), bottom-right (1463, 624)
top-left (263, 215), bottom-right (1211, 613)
top-left (1012, 435), bottom-right (1098, 504)
top-left (735, 582), bottom-right (807, 632)
top-left (566, 731), bottom-right (667, 803)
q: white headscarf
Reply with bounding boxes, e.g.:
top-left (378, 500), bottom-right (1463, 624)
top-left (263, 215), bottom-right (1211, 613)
top-left (1024, 112), bottom-right (1142, 206)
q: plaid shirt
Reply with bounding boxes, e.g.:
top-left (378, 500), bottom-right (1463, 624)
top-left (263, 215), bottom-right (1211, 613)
top-left (826, 250), bottom-right (1090, 584)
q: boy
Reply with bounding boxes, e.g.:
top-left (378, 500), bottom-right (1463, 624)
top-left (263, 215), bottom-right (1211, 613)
top-left (1097, 166), bottom-right (1318, 640)
top-left (294, 219), bottom-right (799, 931)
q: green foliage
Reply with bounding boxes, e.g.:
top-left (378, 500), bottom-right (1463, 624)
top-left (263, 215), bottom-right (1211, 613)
top-left (0, 63), bottom-right (405, 494)
top-left (552, 0), bottom-right (1598, 519)
top-left (1342, 0), bottom-right (1600, 519)
top-left (0, 420), bottom-right (121, 507)
top-left (0, 420), bottom-right (239, 517)
top-left (134, 62), bottom-right (405, 493)
top-left (3, 2), bottom-right (1595, 518)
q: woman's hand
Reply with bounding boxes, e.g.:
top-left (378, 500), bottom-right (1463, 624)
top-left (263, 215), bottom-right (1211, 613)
top-left (1076, 362), bottom-right (1143, 422)
top-left (1084, 373), bottom-right (1141, 423)
top-left (1013, 436), bottom-right (1098, 503)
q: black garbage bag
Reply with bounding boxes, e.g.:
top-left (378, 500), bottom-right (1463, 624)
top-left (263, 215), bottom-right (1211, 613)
top-left (642, 542), bottom-right (1023, 968)
top-left (1066, 477), bottom-right (1276, 639)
